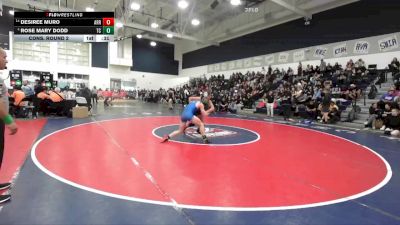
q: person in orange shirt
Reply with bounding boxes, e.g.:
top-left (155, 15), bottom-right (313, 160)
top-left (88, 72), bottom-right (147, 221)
top-left (11, 86), bottom-right (26, 107)
top-left (37, 86), bottom-right (50, 100)
top-left (48, 87), bottom-right (64, 103)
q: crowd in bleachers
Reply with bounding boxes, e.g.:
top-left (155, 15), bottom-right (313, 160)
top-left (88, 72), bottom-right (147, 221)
top-left (137, 57), bottom-right (399, 137)
top-left (10, 57), bottom-right (398, 137)
top-left (364, 58), bottom-right (400, 137)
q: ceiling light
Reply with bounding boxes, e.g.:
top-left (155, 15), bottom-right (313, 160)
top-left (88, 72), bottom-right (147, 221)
top-left (9, 10), bottom-right (15, 15)
top-left (136, 34), bottom-right (142, 39)
top-left (150, 41), bottom-right (157, 47)
top-left (151, 22), bottom-right (159, 28)
top-left (167, 33), bottom-right (173, 38)
top-left (85, 7), bottom-right (94, 12)
top-left (191, 19), bottom-right (200, 26)
top-left (116, 22), bottom-right (123, 28)
top-left (230, 0), bottom-right (241, 6)
top-left (130, 2), bottom-right (141, 11)
top-left (178, 0), bottom-right (189, 9)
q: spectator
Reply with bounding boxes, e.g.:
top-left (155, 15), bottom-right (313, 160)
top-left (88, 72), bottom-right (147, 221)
top-left (218, 97), bottom-right (228, 112)
top-left (320, 59), bottom-right (327, 72)
top-left (355, 58), bottom-right (366, 70)
top-left (10, 85), bottom-right (27, 117)
top-left (104, 88), bottom-right (113, 107)
top-left (49, 87), bottom-right (65, 103)
top-left (266, 91), bottom-right (275, 117)
top-left (21, 80), bottom-right (34, 98)
top-left (91, 86), bottom-right (98, 105)
top-left (380, 88), bottom-right (396, 105)
top-left (297, 62), bottom-right (303, 77)
top-left (380, 104), bottom-right (393, 131)
top-left (346, 59), bottom-right (354, 71)
top-left (319, 94), bottom-right (331, 123)
top-left (280, 90), bottom-right (292, 121)
top-left (11, 86), bottom-right (26, 107)
top-left (78, 84), bottom-right (91, 110)
top-left (383, 108), bottom-right (400, 137)
top-left (328, 100), bottom-right (340, 123)
top-left (33, 79), bottom-right (42, 96)
top-left (306, 99), bottom-right (318, 120)
top-left (364, 103), bottom-right (381, 128)
top-left (390, 57), bottom-right (400, 73)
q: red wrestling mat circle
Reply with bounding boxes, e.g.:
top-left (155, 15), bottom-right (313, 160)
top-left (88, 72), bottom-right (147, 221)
top-left (32, 117), bottom-right (391, 210)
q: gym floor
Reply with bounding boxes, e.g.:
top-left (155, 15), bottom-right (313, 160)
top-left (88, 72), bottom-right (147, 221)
top-left (0, 101), bottom-right (399, 225)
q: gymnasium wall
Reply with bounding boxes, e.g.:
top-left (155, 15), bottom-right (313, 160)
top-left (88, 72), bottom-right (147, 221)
top-left (131, 38), bottom-right (179, 75)
top-left (182, 0), bottom-right (400, 69)
top-left (180, 31), bottom-right (400, 80)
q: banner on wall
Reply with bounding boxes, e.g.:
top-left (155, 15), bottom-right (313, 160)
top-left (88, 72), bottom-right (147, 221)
top-left (314, 46), bottom-right (328, 58)
top-left (265, 55), bottom-right (274, 65)
top-left (293, 50), bottom-right (305, 62)
top-left (228, 61), bottom-right (236, 70)
top-left (278, 53), bottom-right (289, 63)
top-left (214, 64), bottom-right (220, 72)
top-left (203, 32), bottom-right (399, 73)
top-left (236, 60), bottom-right (243, 69)
top-left (354, 41), bottom-right (370, 54)
top-left (333, 43), bottom-right (347, 57)
top-left (378, 35), bottom-right (398, 52)
top-left (244, 58), bottom-right (252, 68)
top-left (221, 62), bottom-right (227, 71)
top-left (252, 56), bottom-right (263, 67)
top-left (208, 65), bottom-right (214, 73)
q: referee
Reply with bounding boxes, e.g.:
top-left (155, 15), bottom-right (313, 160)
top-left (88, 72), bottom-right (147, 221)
top-left (0, 47), bottom-right (18, 203)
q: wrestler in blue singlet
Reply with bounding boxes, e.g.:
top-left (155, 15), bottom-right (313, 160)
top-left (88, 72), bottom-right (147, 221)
top-left (181, 101), bottom-right (200, 122)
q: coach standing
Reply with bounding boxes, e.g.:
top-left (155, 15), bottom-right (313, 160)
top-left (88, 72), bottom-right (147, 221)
top-left (0, 47), bottom-right (18, 203)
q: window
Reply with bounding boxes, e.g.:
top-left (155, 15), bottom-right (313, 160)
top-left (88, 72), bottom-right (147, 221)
top-left (13, 42), bottom-right (50, 63)
top-left (57, 73), bottom-right (89, 89)
top-left (57, 42), bottom-right (89, 66)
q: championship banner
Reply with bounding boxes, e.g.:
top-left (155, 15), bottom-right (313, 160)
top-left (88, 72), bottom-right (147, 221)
top-left (378, 35), bottom-right (398, 52)
top-left (333, 43), bottom-right (347, 57)
top-left (314, 46), bottom-right (328, 58)
top-left (265, 55), bottom-right (274, 65)
top-left (293, 50), bottom-right (305, 62)
top-left (354, 41), bottom-right (369, 54)
top-left (278, 53), bottom-right (289, 63)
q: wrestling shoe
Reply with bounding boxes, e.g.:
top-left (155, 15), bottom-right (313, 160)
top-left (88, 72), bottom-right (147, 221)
top-left (0, 195), bottom-right (10, 204)
top-left (161, 135), bottom-right (170, 143)
top-left (0, 183), bottom-right (11, 190)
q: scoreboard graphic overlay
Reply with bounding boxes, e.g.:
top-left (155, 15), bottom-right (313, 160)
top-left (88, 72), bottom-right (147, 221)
top-left (14, 12), bottom-right (114, 42)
